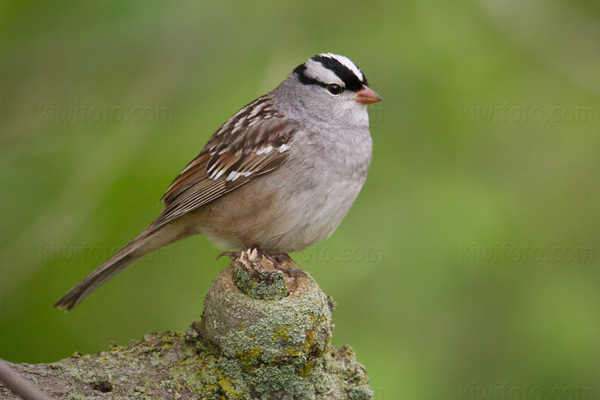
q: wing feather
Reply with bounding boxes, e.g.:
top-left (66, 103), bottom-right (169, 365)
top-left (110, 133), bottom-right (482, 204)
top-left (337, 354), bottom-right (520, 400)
top-left (150, 101), bottom-right (297, 232)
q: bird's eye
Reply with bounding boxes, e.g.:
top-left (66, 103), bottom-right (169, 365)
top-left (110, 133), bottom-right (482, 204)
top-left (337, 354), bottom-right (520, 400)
top-left (326, 84), bottom-right (343, 95)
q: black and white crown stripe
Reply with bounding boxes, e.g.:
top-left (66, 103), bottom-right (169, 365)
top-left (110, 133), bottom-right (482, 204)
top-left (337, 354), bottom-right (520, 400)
top-left (322, 53), bottom-right (365, 82)
top-left (294, 53), bottom-right (368, 91)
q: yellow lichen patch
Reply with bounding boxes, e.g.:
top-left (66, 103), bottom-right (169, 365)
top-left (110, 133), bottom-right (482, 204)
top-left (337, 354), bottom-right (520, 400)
top-left (235, 346), bottom-right (261, 368)
top-left (273, 326), bottom-right (290, 343)
top-left (299, 359), bottom-right (316, 377)
top-left (218, 377), bottom-right (240, 396)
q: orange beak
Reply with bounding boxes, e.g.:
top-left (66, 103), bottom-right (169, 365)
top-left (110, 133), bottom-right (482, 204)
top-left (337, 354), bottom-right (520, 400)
top-left (354, 85), bottom-right (383, 104)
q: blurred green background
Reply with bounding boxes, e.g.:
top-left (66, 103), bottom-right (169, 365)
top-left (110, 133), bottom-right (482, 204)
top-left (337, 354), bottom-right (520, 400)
top-left (1, 0), bottom-right (599, 398)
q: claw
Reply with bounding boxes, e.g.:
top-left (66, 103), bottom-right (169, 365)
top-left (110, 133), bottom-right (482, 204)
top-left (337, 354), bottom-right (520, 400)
top-left (273, 262), bottom-right (306, 278)
top-left (216, 251), bottom-right (241, 261)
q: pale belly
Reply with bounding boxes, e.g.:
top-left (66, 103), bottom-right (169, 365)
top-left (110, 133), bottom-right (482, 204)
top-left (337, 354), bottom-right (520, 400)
top-left (193, 166), bottom-right (365, 253)
top-left (256, 169), bottom-right (366, 252)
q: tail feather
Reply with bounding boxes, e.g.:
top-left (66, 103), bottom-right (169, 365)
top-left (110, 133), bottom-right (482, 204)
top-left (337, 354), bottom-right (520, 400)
top-left (54, 242), bottom-right (143, 311)
top-left (54, 224), bottom-right (187, 311)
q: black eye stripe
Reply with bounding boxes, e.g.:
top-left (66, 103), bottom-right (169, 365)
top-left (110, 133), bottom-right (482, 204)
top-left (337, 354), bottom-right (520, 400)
top-left (293, 55), bottom-right (368, 92)
top-left (293, 64), bottom-right (326, 88)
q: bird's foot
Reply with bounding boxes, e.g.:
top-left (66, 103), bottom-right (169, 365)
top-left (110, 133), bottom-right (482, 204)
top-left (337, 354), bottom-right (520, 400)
top-left (252, 248), bottom-right (306, 277)
top-left (219, 247), bottom-right (306, 277)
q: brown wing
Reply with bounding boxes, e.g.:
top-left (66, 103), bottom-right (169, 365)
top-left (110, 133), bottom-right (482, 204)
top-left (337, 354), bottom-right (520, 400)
top-left (149, 97), bottom-right (297, 232)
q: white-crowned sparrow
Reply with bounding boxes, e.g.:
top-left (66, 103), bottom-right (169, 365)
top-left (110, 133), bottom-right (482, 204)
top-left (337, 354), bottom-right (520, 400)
top-left (55, 53), bottom-right (382, 310)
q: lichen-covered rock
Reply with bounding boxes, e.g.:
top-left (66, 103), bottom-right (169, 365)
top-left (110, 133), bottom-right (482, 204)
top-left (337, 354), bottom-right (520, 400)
top-left (0, 254), bottom-right (373, 399)
top-left (202, 254), bottom-right (333, 369)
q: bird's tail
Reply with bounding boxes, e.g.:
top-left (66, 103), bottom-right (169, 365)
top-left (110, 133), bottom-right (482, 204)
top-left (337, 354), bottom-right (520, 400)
top-left (54, 224), bottom-right (186, 311)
